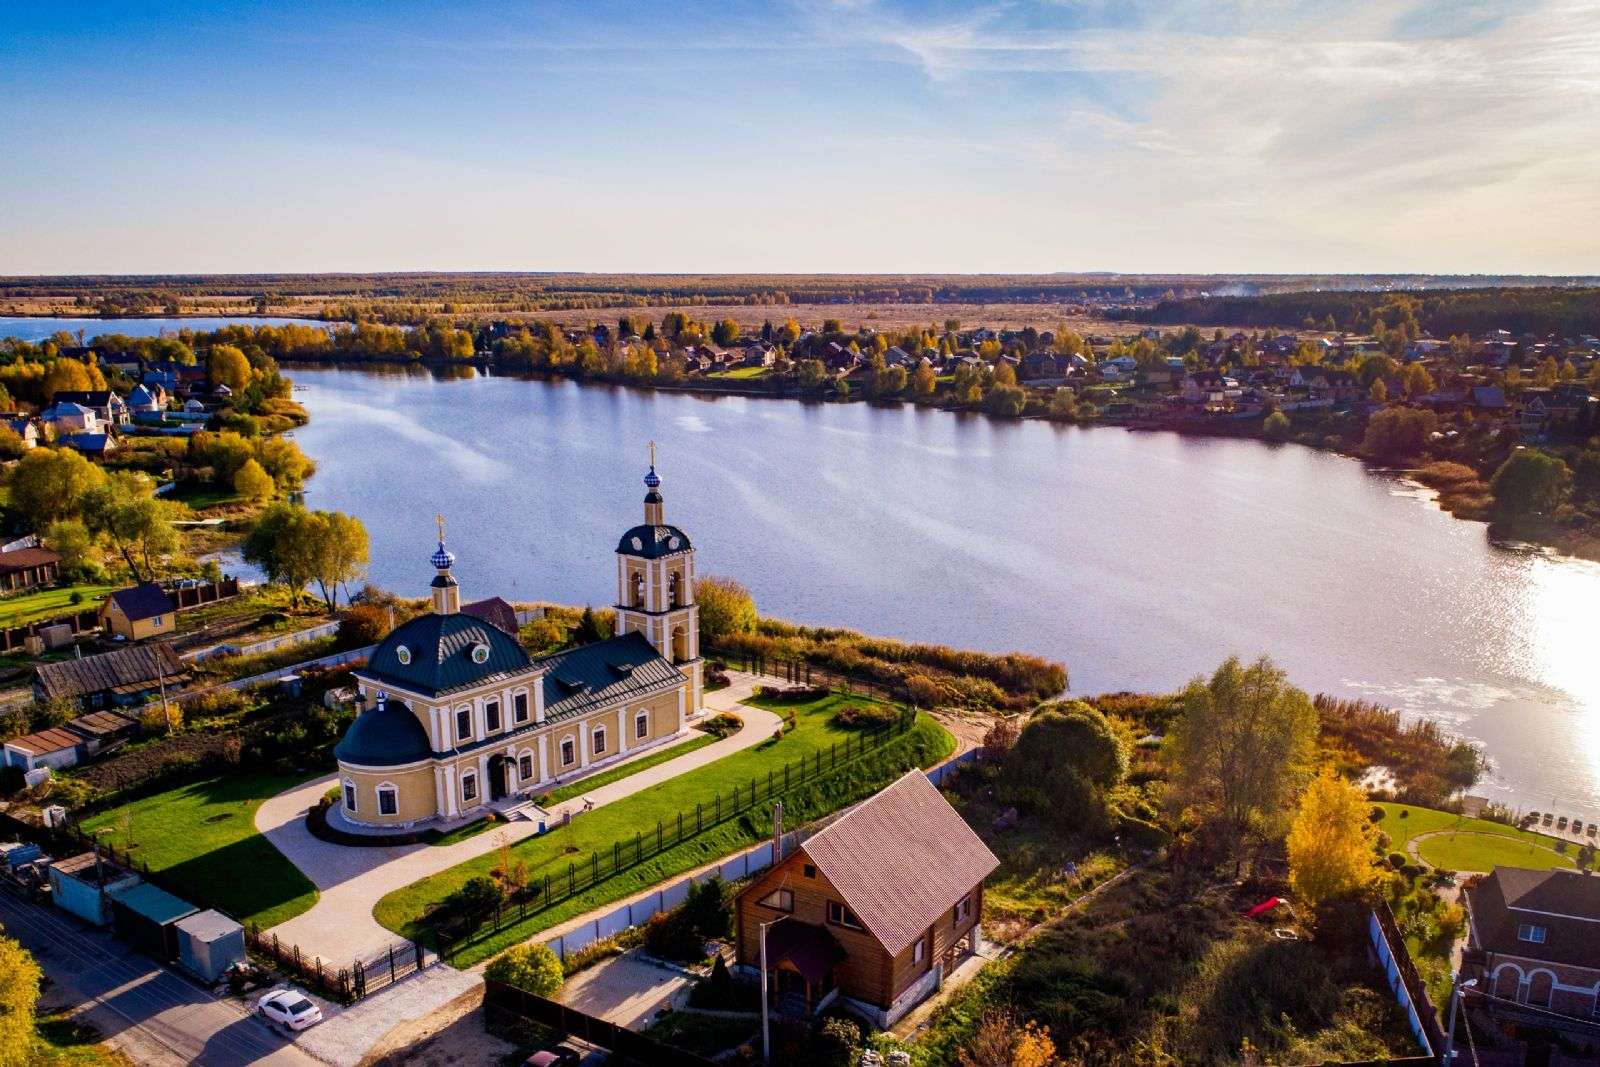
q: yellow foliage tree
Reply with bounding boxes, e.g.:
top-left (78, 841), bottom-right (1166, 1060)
top-left (959, 1010), bottom-right (1059, 1067)
top-left (1287, 767), bottom-right (1380, 910)
top-left (233, 457), bottom-right (275, 502)
top-left (208, 344), bottom-right (253, 392)
top-left (0, 933), bottom-right (41, 1067)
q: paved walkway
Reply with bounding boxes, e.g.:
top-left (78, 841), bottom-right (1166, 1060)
top-left (255, 674), bottom-right (781, 963)
top-left (554, 951), bottom-right (696, 1030)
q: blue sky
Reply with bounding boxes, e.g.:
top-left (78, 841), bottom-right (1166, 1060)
top-left (2, 0), bottom-right (1596, 274)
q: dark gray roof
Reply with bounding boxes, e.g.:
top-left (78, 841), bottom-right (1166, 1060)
top-left (107, 582), bottom-right (176, 622)
top-left (1469, 867), bottom-right (1600, 969)
top-left (538, 632), bottom-right (685, 722)
top-left (615, 524), bottom-right (692, 560)
top-left (357, 611), bottom-right (531, 698)
top-left (334, 697), bottom-right (434, 767)
top-left (36, 644), bottom-right (185, 701)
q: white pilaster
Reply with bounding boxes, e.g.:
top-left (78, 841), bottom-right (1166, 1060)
top-left (433, 766), bottom-right (445, 817)
top-left (618, 707), bottom-right (629, 753)
top-left (534, 681), bottom-right (545, 723)
top-left (444, 766), bottom-right (459, 817)
top-left (477, 754), bottom-right (489, 804)
top-left (474, 699), bottom-right (488, 739)
top-left (579, 722), bottom-right (590, 768)
top-left (537, 734), bottom-right (549, 781)
top-left (678, 688), bottom-right (687, 731)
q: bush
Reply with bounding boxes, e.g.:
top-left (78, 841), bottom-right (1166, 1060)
top-left (1388, 852), bottom-right (1408, 870)
top-left (643, 909), bottom-right (706, 962)
top-left (682, 877), bottom-right (730, 940)
top-left (484, 943), bottom-right (563, 997)
top-left (339, 603), bottom-right (392, 646)
top-left (756, 684), bottom-right (830, 703)
top-left (831, 702), bottom-right (899, 731)
top-left (700, 713), bottom-right (742, 739)
top-left (139, 702), bottom-right (183, 735)
top-left (184, 688), bottom-right (247, 721)
top-left (813, 1016), bottom-right (863, 1066)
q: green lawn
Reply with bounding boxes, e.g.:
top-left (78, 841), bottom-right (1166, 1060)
top-left (373, 693), bottom-right (954, 966)
top-left (1375, 802), bottom-right (1577, 873)
top-left (0, 583), bottom-right (117, 627)
top-left (706, 366), bottom-right (768, 380)
top-left (547, 734), bottom-right (717, 803)
top-left (31, 1015), bottom-right (133, 1066)
top-left (170, 483), bottom-right (244, 511)
top-left (81, 770), bottom-right (319, 929)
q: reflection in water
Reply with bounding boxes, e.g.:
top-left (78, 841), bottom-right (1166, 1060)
top-left (287, 366), bottom-right (1600, 814)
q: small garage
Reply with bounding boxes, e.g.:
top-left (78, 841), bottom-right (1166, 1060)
top-left (49, 853), bottom-right (140, 926)
top-left (108, 881), bottom-right (197, 960)
top-left (174, 909), bottom-right (246, 983)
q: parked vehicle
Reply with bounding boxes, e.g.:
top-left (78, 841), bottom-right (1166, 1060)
top-left (525, 1045), bottom-right (581, 1067)
top-left (255, 990), bottom-right (323, 1031)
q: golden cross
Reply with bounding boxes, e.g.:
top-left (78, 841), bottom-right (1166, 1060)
top-left (436, 513), bottom-right (446, 542)
top-left (648, 440), bottom-right (657, 467)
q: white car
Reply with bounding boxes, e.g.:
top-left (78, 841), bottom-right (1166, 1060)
top-left (256, 990), bottom-right (323, 1031)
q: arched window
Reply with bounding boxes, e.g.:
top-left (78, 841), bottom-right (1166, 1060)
top-left (668, 572), bottom-right (681, 608)
top-left (1527, 970), bottom-right (1556, 1008)
top-left (635, 710), bottom-right (650, 740)
top-left (631, 572), bottom-right (645, 608)
top-left (592, 725), bottom-right (607, 757)
top-left (672, 626), bottom-right (688, 664)
top-left (376, 782), bottom-right (398, 817)
top-left (1492, 964), bottom-right (1522, 1000)
top-left (519, 753), bottom-right (534, 782)
top-left (461, 772), bottom-right (478, 803)
top-left (342, 779), bottom-right (358, 813)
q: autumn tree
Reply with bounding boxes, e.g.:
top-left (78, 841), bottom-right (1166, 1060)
top-left (82, 473), bottom-right (181, 582)
top-left (8, 447), bottom-right (105, 527)
top-left (207, 344), bottom-right (253, 391)
top-left (1360, 407), bottom-right (1436, 462)
top-left (310, 510), bottom-right (370, 610)
top-left (41, 358), bottom-right (106, 397)
top-left (44, 518), bottom-right (101, 580)
top-left (483, 943), bottom-right (562, 997)
top-left (1287, 768), bottom-right (1381, 910)
top-left (1490, 448), bottom-right (1570, 516)
top-left (1003, 702), bottom-right (1128, 830)
top-left (696, 574), bottom-right (757, 642)
top-left (711, 318), bottom-right (740, 345)
top-left (912, 362), bottom-right (938, 399)
top-left (242, 502), bottom-right (321, 605)
top-left (1166, 656), bottom-right (1318, 856)
top-left (233, 457), bottom-right (275, 502)
top-left (959, 1010), bottom-right (1058, 1067)
top-left (1401, 363), bottom-right (1435, 398)
top-left (0, 933), bottom-right (41, 1067)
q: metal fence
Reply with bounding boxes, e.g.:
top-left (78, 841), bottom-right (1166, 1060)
top-left (1370, 902), bottom-right (1443, 1058)
top-left (432, 707), bottom-right (919, 960)
top-left (245, 924), bottom-right (431, 1004)
top-left (485, 978), bottom-right (718, 1067)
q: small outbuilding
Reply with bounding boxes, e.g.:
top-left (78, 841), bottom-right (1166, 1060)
top-left (174, 909), bottom-right (247, 982)
top-left (101, 582), bottom-right (178, 641)
top-left (49, 852), bottom-right (141, 926)
top-left (109, 880), bottom-right (198, 960)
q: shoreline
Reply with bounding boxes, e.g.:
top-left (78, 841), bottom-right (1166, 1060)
top-left (283, 354), bottom-right (1600, 567)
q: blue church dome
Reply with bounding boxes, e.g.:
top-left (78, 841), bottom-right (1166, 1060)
top-left (334, 697), bottom-right (433, 767)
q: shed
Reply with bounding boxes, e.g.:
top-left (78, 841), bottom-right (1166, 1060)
top-left (49, 852), bottom-right (141, 926)
top-left (109, 880), bottom-right (198, 960)
top-left (3, 725), bottom-right (86, 771)
top-left (174, 909), bottom-right (246, 982)
top-left (0, 841), bottom-right (42, 869)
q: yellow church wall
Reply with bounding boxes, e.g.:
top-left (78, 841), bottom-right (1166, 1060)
top-left (340, 762), bottom-right (437, 826)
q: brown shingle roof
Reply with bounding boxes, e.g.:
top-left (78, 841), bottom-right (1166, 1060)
top-left (3, 725), bottom-right (84, 756)
top-left (0, 547), bottom-right (62, 574)
top-left (462, 596), bottom-right (519, 635)
top-left (36, 644), bottom-right (184, 702)
top-left (798, 770), bottom-right (999, 956)
top-left (1467, 867), bottom-right (1600, 970)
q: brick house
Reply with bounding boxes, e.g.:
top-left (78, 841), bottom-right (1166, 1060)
top-left (734, 770), bottom-right (998, 1028)
top-left (1464, 866), bottom-right (1600, 1021)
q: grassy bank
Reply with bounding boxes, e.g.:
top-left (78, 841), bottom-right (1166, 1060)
top-left (80, 770), bottom-right (319, 928)
top-left (1374, 802), bottom-right (1578, 872)
top-left (546, 733), bottom-right (717, 803)
top-left (0, 582), bottom-right (118, 627)
top-left (374, 694), bottom-right (953, 966)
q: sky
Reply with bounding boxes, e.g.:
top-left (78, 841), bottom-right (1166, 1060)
top-left (2, 0), bottom-right (1598, 275)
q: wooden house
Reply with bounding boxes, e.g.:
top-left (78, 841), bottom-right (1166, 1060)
top-left (101, 582), bottom-right (177, 641)
top-left (734, 770), bottom-right (998, 1028)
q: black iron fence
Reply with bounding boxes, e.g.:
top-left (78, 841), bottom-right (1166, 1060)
top-left (243, 924), bottom-right (431, 1004)
top-left (432, 706), bottom-right (919, 960)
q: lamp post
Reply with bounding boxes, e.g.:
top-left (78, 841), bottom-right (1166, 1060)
top-left (759, 916), bottom-right (786, 1064)
top-left (1440, 973), bottom-right (1478, 1065)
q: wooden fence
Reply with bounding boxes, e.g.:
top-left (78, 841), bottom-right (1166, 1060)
top-left (431, 707), bottom-right (919, 960)
top-left (485, 979), bottom-right (718, 1067)
top-left (0, 576), bottom-right (239, 653)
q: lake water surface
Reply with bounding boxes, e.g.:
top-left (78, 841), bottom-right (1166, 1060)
top-left (282, 365), bottom-right (1600, 815)
top-left (0, 315), bottom-right (332, 343)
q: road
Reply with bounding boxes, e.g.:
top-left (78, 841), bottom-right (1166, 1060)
top-left (0, 886), bottom-right (322, 1066)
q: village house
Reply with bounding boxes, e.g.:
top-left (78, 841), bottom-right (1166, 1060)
top-left (0, 543), bottom-right (62, 592)
top-left (2, 708), bottom-right (140, 772)
top-left (330, 461), bottom-right (704, 833)
top-left (39, 401), bottom-right (99, 436)
top-left (51, 390), bottom-right (127, 426)
top-left (59, 432), bottom-right (116, 458)
top-left (1465, 866), bottom-right (1600, 1023)
top-left (126, 383), bottom-right (166, 416)
top-left (2, 414), bottom-right (40, 449)
top-left (733, 770), bottom-right (999, 1028)
top-left (100, 582), bottom-right (178, 641)
top-left (34, 643), bottom-right (187, 712)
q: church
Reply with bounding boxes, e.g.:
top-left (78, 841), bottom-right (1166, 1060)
top-left (330, 461), bottom-right (704, 833)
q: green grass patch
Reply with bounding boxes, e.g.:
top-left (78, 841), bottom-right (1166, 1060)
top-left (0, 583), bottom-right (117, 627)
top-left (706, 366), bottom-right (769, 380)
top-left (1375, 802), bottom-right (1576, 872)
top-left (546, 734), bottom-right (717, 804)
top-left (30, 1014), bottom-right (133, 1066)
top-left (81, 770), bottom-right (319, 928)
top-left (171, 483), bottom-right (245, 510)
top-left (374, 695), bottom-right (953, 966)
top-left (425, 814), bottom-right (504, 848)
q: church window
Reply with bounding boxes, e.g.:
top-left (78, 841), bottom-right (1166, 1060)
top-left (561, 738), bottom-right (576, 766)
top-left (456, 707), bottom-right (472, 742)
top-left (519, 753), bottom-right (534, 781)
top-left (485, 699), bottom-right (501, 732)
top-left (635, 710), bottom-right (649, 739)
top-left (461, 773), bottom-right (478, 802)
top-left (377, 785), bottom-right (398, 816)
top-left (343, 781), bottom-right (357, 813)
top-left (513, 692), bottom-right (529, 723)
top-left (592, 726), bottom-right (607, 756)
top-left (631, 572), bottom-right (644, 608)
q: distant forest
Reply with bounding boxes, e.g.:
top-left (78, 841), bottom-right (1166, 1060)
top-left (1132, 286), bottom-right (1600, 337)
top-left (4, 272), bottom-right (1597, 321)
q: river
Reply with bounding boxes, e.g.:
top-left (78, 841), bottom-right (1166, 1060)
top-left (275, 365), bottom-right (1600, 815)
top-left (0, 315), bottom-right (333, 343)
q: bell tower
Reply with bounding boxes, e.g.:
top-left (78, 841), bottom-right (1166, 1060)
top-left (430, 514), bottom-right (460, 615)
top-left (614, 444), bottom-right (702, 718)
